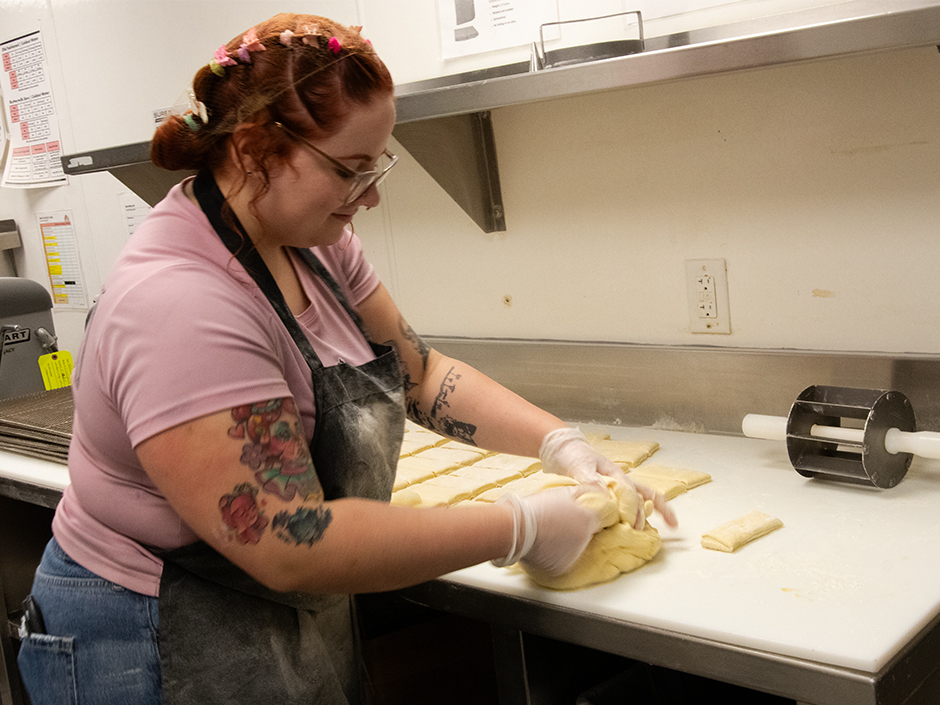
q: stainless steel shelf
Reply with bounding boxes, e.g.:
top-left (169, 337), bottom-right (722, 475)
top-left (391, 2), bottom-right (940, 232)
top-left (394, 2), bottom-right (940, 123)
top-left (62, 3), bottom-right (940, 232)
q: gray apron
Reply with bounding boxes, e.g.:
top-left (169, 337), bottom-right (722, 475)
top-left (155, 171), bottom-right (405, 705)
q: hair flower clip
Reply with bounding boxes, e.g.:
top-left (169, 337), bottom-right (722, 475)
top-left (238, 26), bottom-right (266, 62)
top-left (188, 89), bottom-right (208, 124)
top-left (213, 45), bottom-right (237, 67)
top-left (328, 36), bottom-right (342, 53)
top-left (301, 24), bottom-right (319, 46)
top-left (279, 29), bottom-right (294, 46)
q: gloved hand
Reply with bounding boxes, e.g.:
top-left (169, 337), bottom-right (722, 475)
top-left (492, 486), bottom-right (604, 576)
top-left (539, 427), bottom-right (678, 530)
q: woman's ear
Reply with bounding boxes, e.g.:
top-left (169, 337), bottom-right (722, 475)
top-left (228, 123), bottom-right (260, 175)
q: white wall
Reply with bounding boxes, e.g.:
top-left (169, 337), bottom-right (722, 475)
top-left (370, 46), bottom-right (940, 354)
top-left (1, 0), bottom-right (938, 358)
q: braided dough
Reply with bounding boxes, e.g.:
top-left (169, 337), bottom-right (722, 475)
top-left (521, 479), bottom-right (662, 590)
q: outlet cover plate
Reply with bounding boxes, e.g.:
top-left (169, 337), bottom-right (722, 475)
top-left (686, 258), bottom-right (731, 334)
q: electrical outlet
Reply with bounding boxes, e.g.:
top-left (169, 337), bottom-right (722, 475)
top-left (686, 259), bottom-right (731, 334)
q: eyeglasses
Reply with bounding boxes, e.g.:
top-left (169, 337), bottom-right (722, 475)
top-left (273, 121), bottom-right (398, 206)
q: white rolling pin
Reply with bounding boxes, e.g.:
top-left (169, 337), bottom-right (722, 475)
top-left (742, 414), bottom-right (940, 460)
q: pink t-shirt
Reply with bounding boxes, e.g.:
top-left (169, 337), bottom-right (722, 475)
top-left (52, 178), bottom-right (381, 597)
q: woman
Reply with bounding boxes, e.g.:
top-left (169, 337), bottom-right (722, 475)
top-left (17, 13), bottom-right (675, 705)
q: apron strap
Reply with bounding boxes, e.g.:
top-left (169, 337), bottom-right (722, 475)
top-left (193, 169), bottom-right (363, 372)
top-left (291, 246), bottom-right (369, 337)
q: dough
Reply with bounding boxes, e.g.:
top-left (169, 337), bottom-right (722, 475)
top-left (437, 440), bottom-right (493, 458)
top-left (591, 439), bottom-right (660, 468)
top-left (395, 456), bottom-right (448, 481)
top-left (701, 510), bottom-right (783, 552)
top-left (472, 454), bottom-right (541, 476)
top-left (522, 479), bottom-right (662, 590)
top-left (628, 465), bottom-right (711, 490)
top-left (449, 466), bottom-right (519, 490)
top-left (582, 431), bottom-right (611, 443)
top-left (413, 446), bottom-right (482, 471)
top-left (423, 473), bottom-right (494, 499)
top-left (625, 474), bottom-right (687, 500)
top-left (408, 483), bottom-right (473, 507)
top-left (390, 489), bottom-right (421, 507)
top-left (398, 437), bottom-right (437, 457)
top-left (626, 465), bottom-right (711, 500)
top-left (475, 472), bottom-right (579, 502)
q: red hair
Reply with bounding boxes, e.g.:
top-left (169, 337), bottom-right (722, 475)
top-left (151, 13), bottom-right (394, 177)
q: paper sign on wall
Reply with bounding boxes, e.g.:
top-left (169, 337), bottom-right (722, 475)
top-left (439, 0), bottom-right (559, 59)
top-left (0, 29), bottom-right (67, 188)
top-left (36, 210), bottom-right (88, 310)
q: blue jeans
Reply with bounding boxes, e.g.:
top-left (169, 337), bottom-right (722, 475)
top-left (16, 538), bottom-right (162, 705)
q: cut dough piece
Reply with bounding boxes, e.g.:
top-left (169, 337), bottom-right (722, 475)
top-left (390, 489), bottom-right (421, 507)
top-left (701, 510), bottom-right (783, 552)
top-left (437, 440), bottom-right (493, 458)
top-left (396, 456), bottom-right (449, 481)
top-left (449, 466), bottom-right (519, 490)
top-left (522, 479), bottom-right (662, 590)
top-left (413, 447), bottom-right (482, 471)
top-left (476, 472), bottom-right (579, 502)
top-left (582, 431), bottom-right (611, 443)
top-left (628, 465), bottom-right (711, 490)
top-left (405, 429), bottom-right (449, 447)
top-left (625, 474), bottom-right (687, 500)
top-left (591, 439), bottom-right (660, 468)
top-left (399, 437), bottom-right (438, 457)
top-left (408, 482), bottom-right (473, 507)
top-left (393, 464), bottom-right (439, 491)
top-left (421, 473), bottom-right (494, 499)
top-left (472, 454), bottom-right (541, 476)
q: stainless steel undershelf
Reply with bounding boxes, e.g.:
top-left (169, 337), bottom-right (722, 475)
top-left (393, 579), bottom-right (940, 705)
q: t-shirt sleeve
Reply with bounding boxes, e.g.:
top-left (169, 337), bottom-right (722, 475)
top-left (99, 264), bottom-right (295, 448)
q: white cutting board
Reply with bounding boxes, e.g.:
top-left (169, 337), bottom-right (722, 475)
top-left (443, 426), bottom-right (940, 673)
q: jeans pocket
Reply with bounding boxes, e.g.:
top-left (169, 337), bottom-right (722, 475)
top-left (17, 633), bottom-right (77, 705)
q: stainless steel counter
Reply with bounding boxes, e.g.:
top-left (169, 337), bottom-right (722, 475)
top-left (3, 339), bottom-right (940, 704)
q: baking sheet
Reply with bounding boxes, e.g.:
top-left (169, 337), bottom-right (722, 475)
top-left (0, 387), bottom-right (73, 464)
top-left (442, 425), bottom-right (940, 674)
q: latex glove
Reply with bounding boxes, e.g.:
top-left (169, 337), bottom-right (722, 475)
top-left (492, 485), bottom-right (605, 576)
top-left (540, 427), bottom-right (678, 530)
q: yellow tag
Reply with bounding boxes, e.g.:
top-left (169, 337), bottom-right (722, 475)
top-left (38, 351), bottom-right (74, 390)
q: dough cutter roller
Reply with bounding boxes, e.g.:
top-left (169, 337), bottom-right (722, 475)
top-left (742, 385), bottom-right (940, 488)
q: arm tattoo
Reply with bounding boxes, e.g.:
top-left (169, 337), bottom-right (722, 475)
top-left (228, 399), bottom-right (324, 502)
top-left (272, 507), bottom-right (333, 546)
top-left (384, 316), bottom-right (478, 444)
top-left (384, 317), bottom-right (429, 396)
top-left (219, 483), bottom-right (269, 545)
top-left (406, 364), bottom-right (478, 445)
top-left (219, 399), bottom-right (332, 546)
top-left (399, 317), bottom-right (431, 366)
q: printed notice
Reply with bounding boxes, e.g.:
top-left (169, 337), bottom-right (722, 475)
top-left (439, 0), bottom-right (559, 59)
top-left (1, 30), bottom-right (67, 188)
top-left (118, 191), bottom-right (152, 240)
top-left (37, 210), bottom-right (87, 309)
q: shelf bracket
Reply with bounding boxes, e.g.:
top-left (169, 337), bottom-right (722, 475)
top-left (393, 110), bottom-right (506, 233)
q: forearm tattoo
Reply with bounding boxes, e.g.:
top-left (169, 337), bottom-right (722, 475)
top-left (219, 398), bottom-right (332, 546)
top-left (384, 317), bottom-right (478, 444)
